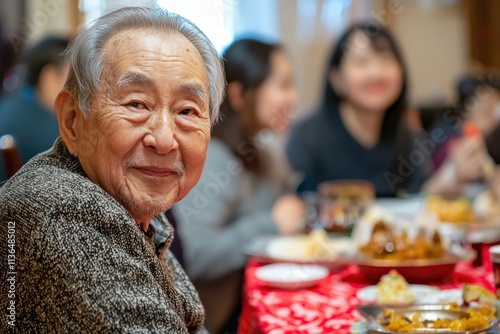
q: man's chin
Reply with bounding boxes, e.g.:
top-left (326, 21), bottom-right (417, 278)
top-left (118, 181), bottom-right (179, 214)
top-left (119, 194), bottom-right (175, 221)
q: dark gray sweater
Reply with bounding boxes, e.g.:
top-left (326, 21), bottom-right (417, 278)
top-left (0, 138), bottom-right (206, 333)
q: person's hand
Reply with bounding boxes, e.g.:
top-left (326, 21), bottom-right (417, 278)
top-left (272, 195), bottom-right (305, 235)
top-left (449, 136), bottom-right (488, 182)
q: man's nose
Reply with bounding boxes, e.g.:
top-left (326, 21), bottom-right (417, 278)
top-left (144, 112), bottom-right (178, 154)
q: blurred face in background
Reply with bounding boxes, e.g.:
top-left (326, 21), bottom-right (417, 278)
top-left (254, 50), bottom-right (297, 132)
top-left (331, 31), bottom-right (403, 114)
top-left (39, 61), bottom-right (70, 112)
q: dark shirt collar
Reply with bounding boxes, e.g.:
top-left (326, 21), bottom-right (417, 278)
top-left (146, 213), bottom-right (174, 256)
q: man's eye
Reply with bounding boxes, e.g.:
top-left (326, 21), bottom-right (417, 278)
top-left (180, 108), bottom-right (194, 116)
top-left (128, 101), bottom-right (146, 109)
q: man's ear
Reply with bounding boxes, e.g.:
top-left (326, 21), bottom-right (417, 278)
top-left (55, 90), bottom-right (80, 156)
top-left (226, 81), bottom-right (245, 112)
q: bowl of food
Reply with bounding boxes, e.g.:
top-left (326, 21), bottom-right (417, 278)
top-left (351, 250), bottom-right (475, 284)
top-left (347, 221), bottom-right (475, 283)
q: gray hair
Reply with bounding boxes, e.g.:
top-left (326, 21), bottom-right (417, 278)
top-left (63, 6), bottom-right (225, 123)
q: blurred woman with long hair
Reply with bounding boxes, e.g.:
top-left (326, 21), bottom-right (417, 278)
top-left (287, 22), bottom-right (487, 196)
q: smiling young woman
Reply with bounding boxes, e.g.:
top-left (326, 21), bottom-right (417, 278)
top-left (287, 22), bottom-right (423, 197)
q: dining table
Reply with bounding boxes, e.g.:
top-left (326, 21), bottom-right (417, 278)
top-left (238, 194), bottom-right (500, 333)
top-left (238, 257), bottom-right (496, 334)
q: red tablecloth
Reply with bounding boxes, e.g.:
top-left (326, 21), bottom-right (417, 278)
top-left (239, 259), bottom-right (495, 334)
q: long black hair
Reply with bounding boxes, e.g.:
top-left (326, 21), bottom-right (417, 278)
top-left (324, 21), bottom-right (408, 143)
top-left (213, 38), bottom-right (283, 174)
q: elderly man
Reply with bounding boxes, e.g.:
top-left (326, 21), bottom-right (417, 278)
top-left (0, 6), bottom-right (224, 333)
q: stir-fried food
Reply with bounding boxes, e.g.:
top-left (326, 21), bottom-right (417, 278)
top-left (383, 303), bottom-right (495, 332)
top-left (359, 221), bottom-right (445, 260)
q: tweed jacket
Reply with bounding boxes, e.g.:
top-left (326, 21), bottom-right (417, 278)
top-left (0, 138), bottom-right (206, 333)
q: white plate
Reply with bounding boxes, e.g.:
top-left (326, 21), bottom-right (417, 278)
top-left (419, 288), bottom-right (462, 305)
top-left (265, 235), bottom-right (352, 262)
top-left (356, 284), bottom-right (440, 305)
top-left (255, 263), bottom-right (329, 289)
top-left (372, 197), bottom-right (425, 220)
top-left (243, 235), bottom-right (351, 270)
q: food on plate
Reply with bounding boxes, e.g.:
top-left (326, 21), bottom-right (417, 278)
top-left (359, 221), bottom-right (445, 260)
top-left (462, 283), bottom-right (497, 308)
top-left (303, 229), bottom-right (334, 259)
top-left (383, 302), bottom-right (495, 332)
top-left (266, 229), bottom-right (350, 261)
top-left (375, 270), bottom-right (415, 305)
top-left (427, 195), bottom-right (475, 223)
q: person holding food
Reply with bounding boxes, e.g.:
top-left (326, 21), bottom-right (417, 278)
top-left (174, 38), bottom-right (305, 334)
top-left (427, 77), bottom-right (497, 194)
top-left (0, 6), bottom-right (225, 333)
top-left (286, 22), bottom-right (489, 197)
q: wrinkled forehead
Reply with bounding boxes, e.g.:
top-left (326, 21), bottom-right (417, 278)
top-left (100, 28), bottom-right (206, 83)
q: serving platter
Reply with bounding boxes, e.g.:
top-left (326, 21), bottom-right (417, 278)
top-left (357, 304), bottom-right (500, 334)
top-left (342, 249), bottom-right (476, 283)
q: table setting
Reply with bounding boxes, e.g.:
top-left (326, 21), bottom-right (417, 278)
top-left (239, 180), bottom-right (500, 334)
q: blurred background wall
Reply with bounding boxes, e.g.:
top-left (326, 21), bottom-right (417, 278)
top-left (0, 0), bottom-right (497, 118)
top-left (388, 0), bottom-right (468, 106)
